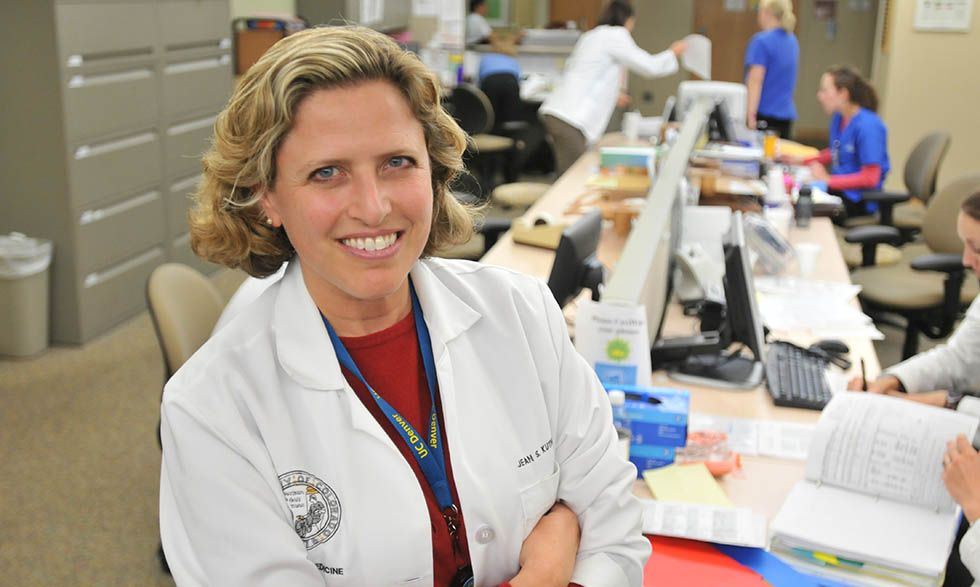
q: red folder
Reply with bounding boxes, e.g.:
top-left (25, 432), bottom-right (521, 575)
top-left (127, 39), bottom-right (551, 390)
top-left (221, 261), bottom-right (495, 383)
top-left (644, 535), bottom-right (770, 587)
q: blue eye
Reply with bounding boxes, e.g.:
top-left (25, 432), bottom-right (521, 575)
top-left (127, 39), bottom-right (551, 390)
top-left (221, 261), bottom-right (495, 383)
top-left (312, 166), bottom-right (338, 180)
top-left (389, 156), bottom-right (413, 168)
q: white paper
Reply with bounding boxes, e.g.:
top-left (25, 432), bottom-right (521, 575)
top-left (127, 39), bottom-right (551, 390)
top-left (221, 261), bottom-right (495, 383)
top-left (574, 300), bottom-right (651, 386)
top-left (360, 0), bottom-right (383, 25)
top-left (757, 420), bottom-right (815, 461)
top-left (753, 276), bottom-right (884, 339)
top-left (413, 0), bottom-right (439, 17)
top-left (681, 34), bottom-right (712, 80)
top-left (641, 499), bottom-right (768, 548)
top-left (688, 413), bottom-right (815, 461)
top-left (771, 482), bottom-right (960, 578)
top-left (807, 392), bottom-right (979, 512)
top-left (915, 0), bottom-right (974, 31)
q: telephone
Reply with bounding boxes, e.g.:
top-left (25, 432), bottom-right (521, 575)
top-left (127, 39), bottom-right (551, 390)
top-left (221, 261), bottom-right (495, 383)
top-left (511, 213), bottom-right (570, 250)
top-left (673, 242), bottom-right (725, 305)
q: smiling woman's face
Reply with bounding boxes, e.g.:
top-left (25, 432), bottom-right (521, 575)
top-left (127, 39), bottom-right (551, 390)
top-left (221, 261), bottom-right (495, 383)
top-left (260, 80), bottom-right (433, 320)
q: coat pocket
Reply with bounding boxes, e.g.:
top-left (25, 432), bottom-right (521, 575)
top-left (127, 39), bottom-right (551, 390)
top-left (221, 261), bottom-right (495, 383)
top-left (519, 464), bottom-right (561, 538)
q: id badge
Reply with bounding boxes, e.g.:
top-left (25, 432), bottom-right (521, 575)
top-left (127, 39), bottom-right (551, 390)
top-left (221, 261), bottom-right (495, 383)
top-left (449, 565), bottom-right (474, 587)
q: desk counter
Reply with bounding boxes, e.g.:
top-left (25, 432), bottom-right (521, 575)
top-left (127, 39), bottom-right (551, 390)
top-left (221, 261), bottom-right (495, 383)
top-left (481, 134), bottom-right (881, 520)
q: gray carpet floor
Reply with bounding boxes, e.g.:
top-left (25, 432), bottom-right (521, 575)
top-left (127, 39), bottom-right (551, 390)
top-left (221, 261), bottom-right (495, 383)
top-left (0, 231), bottom-right (947, 585)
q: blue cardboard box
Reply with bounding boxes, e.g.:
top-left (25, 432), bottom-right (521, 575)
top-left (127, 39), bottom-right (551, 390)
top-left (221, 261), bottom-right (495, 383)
top-left (603, 382), bottom-right (689, 449)
top-left (629, 444), bottom-right (675, 477)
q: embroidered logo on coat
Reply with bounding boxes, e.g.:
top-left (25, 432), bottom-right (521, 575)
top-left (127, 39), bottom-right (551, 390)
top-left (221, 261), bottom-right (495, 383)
top-left (279, 470), bottom-right (342, 550)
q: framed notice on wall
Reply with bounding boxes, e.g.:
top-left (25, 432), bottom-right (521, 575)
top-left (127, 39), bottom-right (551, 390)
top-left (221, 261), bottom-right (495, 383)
top-left (485, 0), bottom-right (509, 26)
top-left (915, 0), bottom-right (974, 31)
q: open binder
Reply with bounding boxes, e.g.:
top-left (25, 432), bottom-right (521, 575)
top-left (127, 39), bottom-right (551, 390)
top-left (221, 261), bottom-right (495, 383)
top-left (770, 392), bottom-right (979, 586)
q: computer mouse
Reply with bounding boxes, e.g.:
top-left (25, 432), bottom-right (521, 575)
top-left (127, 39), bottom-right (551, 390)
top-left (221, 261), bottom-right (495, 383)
top-left (811, 339), bottom-right (850, 356)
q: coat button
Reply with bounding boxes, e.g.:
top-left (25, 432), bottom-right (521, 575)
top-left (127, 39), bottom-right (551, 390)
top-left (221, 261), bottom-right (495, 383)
top-left (475, 525), bottom-right (495, 544)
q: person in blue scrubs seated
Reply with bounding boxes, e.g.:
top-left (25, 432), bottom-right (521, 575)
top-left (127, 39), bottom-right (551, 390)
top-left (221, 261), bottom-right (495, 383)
top-left (792, 65), bottom-right (890, 219)
top-left (744, 0), bottom-right (799, 138)
top-left (158, 25), bottom-right (649, 586)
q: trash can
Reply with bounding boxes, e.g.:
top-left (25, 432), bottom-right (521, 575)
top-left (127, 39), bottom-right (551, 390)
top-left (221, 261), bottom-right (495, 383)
top-left (0, 232), bottom-right (53, 357)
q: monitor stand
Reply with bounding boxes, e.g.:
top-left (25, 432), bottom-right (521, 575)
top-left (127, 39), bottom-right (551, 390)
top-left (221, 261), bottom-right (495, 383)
top-left (665, 349), bottom-right (764, 390)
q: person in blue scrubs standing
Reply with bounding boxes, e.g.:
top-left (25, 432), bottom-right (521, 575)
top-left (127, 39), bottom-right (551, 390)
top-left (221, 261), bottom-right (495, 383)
top-left (802, 65), bottom-right (890, 218)
top-left (744, 0), bottom-right (799, 138)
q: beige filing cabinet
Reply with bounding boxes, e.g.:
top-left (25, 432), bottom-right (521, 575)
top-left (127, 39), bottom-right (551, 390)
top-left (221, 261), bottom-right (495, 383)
top-left (0, 1), bottom-right (232, 344)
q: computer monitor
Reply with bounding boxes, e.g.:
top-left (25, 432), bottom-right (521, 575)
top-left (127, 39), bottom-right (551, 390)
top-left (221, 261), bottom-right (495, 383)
top-left (547, 209), bottom-right (606, 307)
top-left (662, 95), bottom-right (677, 123)
top-left (676, 81), bottom-right (748, 131)
top-left (664, 211), bottom-right (766, 389)
top-left (707, 100), bottom-right (738, 143)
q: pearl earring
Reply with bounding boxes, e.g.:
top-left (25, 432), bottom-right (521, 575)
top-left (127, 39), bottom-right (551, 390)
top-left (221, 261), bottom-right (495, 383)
top-left (266, 217), bottom-right (273, 225)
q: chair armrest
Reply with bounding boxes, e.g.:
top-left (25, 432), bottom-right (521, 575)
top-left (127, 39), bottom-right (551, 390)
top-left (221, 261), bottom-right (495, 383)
top-left (862, 191), bottom-right (911, 226)
top-left (500, 120), bottom-right (529, 133)
top-left (844, 225), bottom-right (902, 245)
top-left (862, 191), bottom-right (912, 205)
top-left (478, 217), bottom-right (513, 251)
top-left (910, 253), bottom-right (965, 274)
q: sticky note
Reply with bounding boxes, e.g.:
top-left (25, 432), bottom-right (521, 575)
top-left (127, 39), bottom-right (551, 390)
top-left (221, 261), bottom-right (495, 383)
top-left (642, 463), bottom-right (735, 508)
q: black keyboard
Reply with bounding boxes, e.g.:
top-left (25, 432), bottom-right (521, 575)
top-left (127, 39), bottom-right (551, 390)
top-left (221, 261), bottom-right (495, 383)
top-left (765, 341), bottom-right (833, 410)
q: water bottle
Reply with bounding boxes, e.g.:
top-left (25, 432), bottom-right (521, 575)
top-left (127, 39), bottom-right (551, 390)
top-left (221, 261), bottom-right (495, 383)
top-left (795, 186), bottom-right (814, 229)
top-left (608, 390), bottom-right (632, 461)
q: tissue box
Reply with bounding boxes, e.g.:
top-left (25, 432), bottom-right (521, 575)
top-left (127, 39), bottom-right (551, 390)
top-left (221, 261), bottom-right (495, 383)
top-left (603, 382), bottom-right (689, 448)
top-left (629, 444), bottom-right (675, 476)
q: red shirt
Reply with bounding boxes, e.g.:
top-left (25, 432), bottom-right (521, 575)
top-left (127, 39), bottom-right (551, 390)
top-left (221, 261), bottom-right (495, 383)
top-left (339, 311), bottom-right (471, 586)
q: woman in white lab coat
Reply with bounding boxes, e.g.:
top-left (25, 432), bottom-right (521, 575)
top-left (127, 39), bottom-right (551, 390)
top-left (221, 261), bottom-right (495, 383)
top-left (159, 25), bottom-right (649, 586)
top-left (539, 0), bottom-right (687, 175)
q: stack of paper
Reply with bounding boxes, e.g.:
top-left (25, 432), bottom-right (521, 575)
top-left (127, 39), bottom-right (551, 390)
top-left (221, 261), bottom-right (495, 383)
top-left (641, 499), bottom-right (767, 548)
top-left (688, 412), bottom-right (815, 461)
top-left (753, 276), bottom-right (884, 340)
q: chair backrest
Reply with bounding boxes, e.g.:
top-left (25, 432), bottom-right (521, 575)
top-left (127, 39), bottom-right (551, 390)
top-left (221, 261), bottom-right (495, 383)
top-left (447, 83), bottom-right (494, 136)
top-left (923, 173), bottom-right (980, 254)
top-left (480, 74), bottom-right (522, 132)
top-left (904, 131), bottom-right (951, 202)
top-left (146, 263), bottom-right (225, 380)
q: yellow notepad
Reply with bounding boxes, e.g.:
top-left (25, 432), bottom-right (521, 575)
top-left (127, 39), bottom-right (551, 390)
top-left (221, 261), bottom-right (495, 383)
top-left (642, 463), bottom-right (734, 508)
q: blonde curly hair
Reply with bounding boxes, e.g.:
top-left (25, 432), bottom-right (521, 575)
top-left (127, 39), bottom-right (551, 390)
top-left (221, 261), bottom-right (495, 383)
top-left (189, 25), bottom-right (475, 277)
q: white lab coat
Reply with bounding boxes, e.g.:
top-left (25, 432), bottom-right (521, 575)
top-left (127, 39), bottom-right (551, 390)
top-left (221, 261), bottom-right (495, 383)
top-left (160, 258), bottom-right (649, 586)
top-left (466, 12), bottom-right (493, 45)
top-left (886, 295), bottom-right (980, 395)
top-left (539, 25), bottom-right (678, 145)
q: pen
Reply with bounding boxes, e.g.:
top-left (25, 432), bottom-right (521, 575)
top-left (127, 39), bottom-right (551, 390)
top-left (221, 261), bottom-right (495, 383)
top-left (860, 358), bottom-right (867, 391)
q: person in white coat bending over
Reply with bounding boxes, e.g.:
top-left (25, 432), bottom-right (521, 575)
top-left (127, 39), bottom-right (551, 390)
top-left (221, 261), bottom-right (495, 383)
top-left (159, 25), bottom-right (650, 587)
top-left (539, 0), bottom-right (687, 175)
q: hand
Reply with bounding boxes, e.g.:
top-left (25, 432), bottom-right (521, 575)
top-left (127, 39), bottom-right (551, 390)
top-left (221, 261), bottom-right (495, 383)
top-left (669, 40), bottom-right (688, 57)
top-left (511, 502), bottom-right (581, 587)
top-left (943, 434), bottom-right (980, 523)
top-left (747, 113), bottom-right (757, 130)
top-left (808, 162), bottom-right (830, 183)
top-left (847, 375), bottom-right (901, 394)
top-left (616, 92), bottom-right (632, 108)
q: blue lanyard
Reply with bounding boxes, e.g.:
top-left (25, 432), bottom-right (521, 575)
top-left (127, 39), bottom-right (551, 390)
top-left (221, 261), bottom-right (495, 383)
top-left (321, 283), bottom-right (453, 512)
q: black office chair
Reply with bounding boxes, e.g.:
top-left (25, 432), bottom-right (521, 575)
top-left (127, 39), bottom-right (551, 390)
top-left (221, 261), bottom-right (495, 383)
top-left (445, 83), bottom-right (515, 198)
top-left (480, 72), bottom-right (548, 184)
top-left (848, 174), bottom-right (980, 359)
